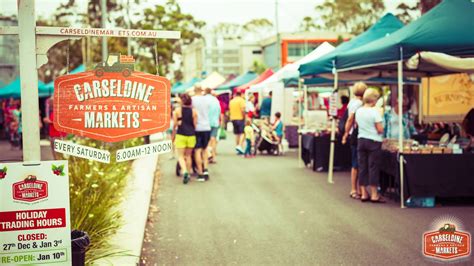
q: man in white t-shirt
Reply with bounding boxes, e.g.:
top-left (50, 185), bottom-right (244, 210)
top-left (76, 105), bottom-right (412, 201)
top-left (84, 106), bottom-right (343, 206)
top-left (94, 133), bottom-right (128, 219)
top-left (192, 84), bottom-right (213, 181)
top-left (342, 82), bottom-right (367, 200)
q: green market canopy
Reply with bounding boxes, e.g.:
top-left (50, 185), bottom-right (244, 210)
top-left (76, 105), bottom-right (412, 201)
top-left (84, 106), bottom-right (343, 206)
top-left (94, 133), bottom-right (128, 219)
top-left (299, 13), bottom-right (404, 77)
top-left (40, 64), bottom-right (86, 95)
top-left (171, 77), bottom-right (201, 94)
top-left (215, 71), bottom-right (258, 91)
top-left (0, 77), bottom-right (47, 99)
top-left (336, 0), bottom-right (474, 76)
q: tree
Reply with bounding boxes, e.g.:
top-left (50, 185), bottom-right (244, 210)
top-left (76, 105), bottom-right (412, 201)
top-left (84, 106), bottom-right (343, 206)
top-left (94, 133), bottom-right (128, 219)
top-left (133, 0), bottom-right (205, 76)
top-left (242, 18), bottom-right (273, 40)
top-left (394, 2), bottom-right (420, 24)
top-left (212, 23), bottom-right (242, 40)
top-left (315, 0), bottom-right (385, 35)
top-left (250, 60), bottom-right (267, 74)
top-left (299, 16), bottom-right (319, 32)
top-left (420, 0), bottom-right (442, 14)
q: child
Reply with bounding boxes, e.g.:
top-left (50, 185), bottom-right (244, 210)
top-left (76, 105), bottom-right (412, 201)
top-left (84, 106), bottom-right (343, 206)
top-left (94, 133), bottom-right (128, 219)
top-left (272, 112), bottom-right (284, 154)
top-left (244, 120), bottom-right (254, 158)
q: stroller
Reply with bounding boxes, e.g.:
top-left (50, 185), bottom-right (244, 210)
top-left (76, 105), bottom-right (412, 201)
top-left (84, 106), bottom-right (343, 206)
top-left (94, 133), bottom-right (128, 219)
top-left (175, 150), bottom-right (198, 177)
top-left (254, 121), bottom-right (281, 156)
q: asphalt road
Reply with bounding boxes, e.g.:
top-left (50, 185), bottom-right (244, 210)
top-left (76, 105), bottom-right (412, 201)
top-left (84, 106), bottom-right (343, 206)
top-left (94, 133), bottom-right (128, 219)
top-left (141, 137), bottom-right (474, 265)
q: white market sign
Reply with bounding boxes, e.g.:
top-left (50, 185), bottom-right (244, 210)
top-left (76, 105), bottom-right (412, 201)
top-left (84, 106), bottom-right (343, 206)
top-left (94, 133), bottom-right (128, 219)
top-left (54, 140), bottom-right (111, 164)
top-left (116, 140), bottom-right (172, 162)
top-left (0, 161), bottom-right (72, 265)
top-left (0, 26), bottom-right (180, 39)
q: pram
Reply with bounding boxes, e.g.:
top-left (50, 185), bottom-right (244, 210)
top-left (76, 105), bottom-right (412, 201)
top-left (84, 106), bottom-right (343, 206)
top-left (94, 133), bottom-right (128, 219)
top-left (254, 120), bottom-right (281, 156)
top-left (175, 150), bottom-right (198, 177)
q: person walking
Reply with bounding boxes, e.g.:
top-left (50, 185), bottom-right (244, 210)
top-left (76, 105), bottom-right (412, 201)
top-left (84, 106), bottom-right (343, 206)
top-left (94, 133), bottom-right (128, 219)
top-left (206, 88), bottom-right (221, 164)
top-left (192, 84), bottom-right (213, 181)
top-left (243, 120), bottom-right (254, 158)
top-left (229, 91), bottom-right (246, 154)
top-left (342, 82), bottom-right (367, 200)
top-left (259, 91), bottom-right (272, 118)
top-left (172, 94), bottom-right (197, 184)
top-left (355, 88), bottom-right (385, 203)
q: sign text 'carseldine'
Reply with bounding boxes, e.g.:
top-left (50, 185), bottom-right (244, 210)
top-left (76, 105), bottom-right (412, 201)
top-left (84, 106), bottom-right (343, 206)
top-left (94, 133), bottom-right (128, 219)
top-left (54, 69), bottom-right (171, 142)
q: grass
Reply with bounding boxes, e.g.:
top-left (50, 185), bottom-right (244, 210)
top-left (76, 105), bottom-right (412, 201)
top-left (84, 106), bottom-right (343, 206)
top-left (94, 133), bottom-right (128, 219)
top-left (63, 136), bottom-right (144, 264)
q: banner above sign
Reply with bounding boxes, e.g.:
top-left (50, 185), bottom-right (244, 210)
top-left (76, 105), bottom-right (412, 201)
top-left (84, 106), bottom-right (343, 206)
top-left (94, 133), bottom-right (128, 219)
top-left (53, 55), bottom-right (171, 142)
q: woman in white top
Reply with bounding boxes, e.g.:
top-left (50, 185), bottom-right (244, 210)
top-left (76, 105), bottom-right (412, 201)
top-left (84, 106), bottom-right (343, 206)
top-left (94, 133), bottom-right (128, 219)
top-left (355, 89), bottom-right (385, 203)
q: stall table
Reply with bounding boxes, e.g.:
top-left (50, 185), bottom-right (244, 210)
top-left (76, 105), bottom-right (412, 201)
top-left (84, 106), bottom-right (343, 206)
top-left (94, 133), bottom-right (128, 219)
top-left (380, 151), bottom-right (474, 200)
top-left (300, 134), bottom-right (351, 171)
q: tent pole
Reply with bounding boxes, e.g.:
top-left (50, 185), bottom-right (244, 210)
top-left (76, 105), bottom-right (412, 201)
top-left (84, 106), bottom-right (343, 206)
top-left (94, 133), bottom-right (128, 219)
top-left (18, 0), bottom-right (41, 162)
top-left (328, 70), bottom-right (337, 184)
top-left (303, 84), bottom-right (308, 125)
top-left (298, 78), bottom-right (303, 168)
top-left (398, 60), bottom-right (405, 208)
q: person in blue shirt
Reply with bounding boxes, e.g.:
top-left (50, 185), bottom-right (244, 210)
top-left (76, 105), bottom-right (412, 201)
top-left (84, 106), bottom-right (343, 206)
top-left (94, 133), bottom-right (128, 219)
top-left (259, 91), bottom-right (272, 118)
top-left (272, 112), bottom-right (284, 154)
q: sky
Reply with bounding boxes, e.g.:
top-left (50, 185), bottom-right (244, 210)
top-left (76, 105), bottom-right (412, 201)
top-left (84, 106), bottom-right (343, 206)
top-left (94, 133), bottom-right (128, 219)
top-left (2, 0), bottom-right (419, 32)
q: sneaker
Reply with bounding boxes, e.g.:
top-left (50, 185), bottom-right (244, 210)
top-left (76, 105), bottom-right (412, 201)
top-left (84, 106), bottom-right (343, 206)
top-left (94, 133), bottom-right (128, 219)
top-left (203, 169), bottom-right (210, 181)
top-left (197, 175), bottom-right (206, 182)
top-left (183, 173), bottom-right (190, 184)
top-left (235, 146), bottom-right (244, 155)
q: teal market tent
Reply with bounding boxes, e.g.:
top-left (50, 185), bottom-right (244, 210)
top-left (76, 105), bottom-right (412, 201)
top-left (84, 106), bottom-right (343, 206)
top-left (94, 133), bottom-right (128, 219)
top-left (299, 13), bottom-right (404, 77)
top-left (302, 77), bottom-right (420, 86)
top-left (171, 77), bottom-right (201, 94)
top-left (40, 64), bottom-right (86, 95)
top-left (215, 71), bottom-right (258, 91)
top-left (336, 0), bottom-right (474, 75)
top-left (0, 77), bottom-right (47, 98)
top-left (171, 81), bottom-right (183, 90)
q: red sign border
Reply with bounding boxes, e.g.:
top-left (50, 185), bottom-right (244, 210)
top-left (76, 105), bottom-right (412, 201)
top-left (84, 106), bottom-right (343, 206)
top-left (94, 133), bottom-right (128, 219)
top-left (423, 230), bottom-right (471, 260)
top-left (53, 71), bottom-right (171, 142)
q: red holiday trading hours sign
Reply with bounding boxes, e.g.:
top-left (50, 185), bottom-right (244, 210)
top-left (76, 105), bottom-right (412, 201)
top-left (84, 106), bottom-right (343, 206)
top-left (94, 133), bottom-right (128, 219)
top-left (54, 56), bottom-right (171, 142)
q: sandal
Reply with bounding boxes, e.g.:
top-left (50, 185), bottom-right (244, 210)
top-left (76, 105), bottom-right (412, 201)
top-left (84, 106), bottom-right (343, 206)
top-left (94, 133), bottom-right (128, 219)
top-left (360, 197), bottom-right (370, 202)
top-left (349, 192), bottom-right (361, 199)
top-left (370, 197), bottom-right (386, 203)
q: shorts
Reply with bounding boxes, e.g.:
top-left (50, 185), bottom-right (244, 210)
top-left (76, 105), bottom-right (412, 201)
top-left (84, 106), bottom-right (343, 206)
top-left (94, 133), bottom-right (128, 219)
top-left (195, 131), bottom-right (211, 149)
top-left (174, 134), bottom-right (196, 149)
top-left (351, 145), bottom-right (358, 169)
top-left (210, 127), bottom-right (219, 138)
top-left (232, 120), bottom-right (245, 135)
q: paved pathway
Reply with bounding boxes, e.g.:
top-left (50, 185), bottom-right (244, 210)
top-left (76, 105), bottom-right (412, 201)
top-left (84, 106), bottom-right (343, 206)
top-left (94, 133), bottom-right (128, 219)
top-left (142, 137), bottom-right (474, 265)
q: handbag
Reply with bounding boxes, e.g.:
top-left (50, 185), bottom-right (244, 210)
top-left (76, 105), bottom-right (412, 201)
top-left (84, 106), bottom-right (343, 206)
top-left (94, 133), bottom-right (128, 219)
top-left (218, 127), bottom-right (226, 140)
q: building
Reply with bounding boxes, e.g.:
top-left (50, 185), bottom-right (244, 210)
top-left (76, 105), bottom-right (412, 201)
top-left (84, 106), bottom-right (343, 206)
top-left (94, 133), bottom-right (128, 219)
top-left (260, 31), bottom-right (352, 69)
top-left (181, 30), bottom-right (263, 82)
top-left (0, 16), bottom-right (19, 85)
top-left (181, 30), bottom-right (350, 82)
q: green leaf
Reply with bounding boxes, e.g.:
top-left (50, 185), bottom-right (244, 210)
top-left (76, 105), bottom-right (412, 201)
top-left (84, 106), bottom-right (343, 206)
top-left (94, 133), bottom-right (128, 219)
top-left (59, 165), bottom-right (64, 171)
top-left (60, 172), bottom-right (65, 176)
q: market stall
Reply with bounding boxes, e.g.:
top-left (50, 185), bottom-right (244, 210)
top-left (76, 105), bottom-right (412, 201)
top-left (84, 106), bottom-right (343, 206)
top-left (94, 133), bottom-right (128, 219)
top-left (298, 13), bottom-right (405, 177)
top-left (334, 0), bottom-right (474, 206)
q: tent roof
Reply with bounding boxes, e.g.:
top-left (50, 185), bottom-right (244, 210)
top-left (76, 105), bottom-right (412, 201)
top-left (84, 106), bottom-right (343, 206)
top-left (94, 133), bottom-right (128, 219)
top-left (171, 81), bottom-right (183, 90)
top-left (251, 42), bottom-right (335, 91)
top-left (172, 77), bottom-right (201, 94)
top-left (200, 72), bottom-right (226, 89)
top-left (0, 77), bottom-right (47, 99)
top-left (235, 69), bottom-right (274, 92)
top-left (42, 64), bottom-right (86, 93)
top-left (302, 77), bottom-right (420, 87)
top-left (336, 0), bottom-right (474, 76)
top-left (216, 71), bottom-right (258, 91)
top-left (299, 13), bottom-right (404, 77)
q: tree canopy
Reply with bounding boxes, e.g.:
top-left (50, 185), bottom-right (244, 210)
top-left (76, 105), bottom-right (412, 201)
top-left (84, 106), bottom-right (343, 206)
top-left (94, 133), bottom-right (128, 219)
top-left (314, 0), bottom-right (385, 35)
